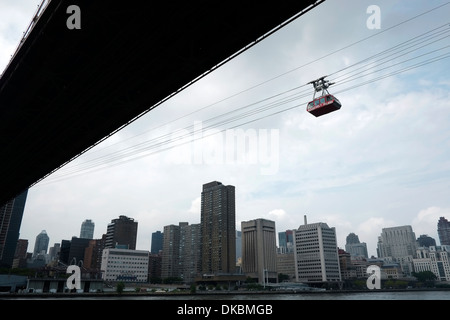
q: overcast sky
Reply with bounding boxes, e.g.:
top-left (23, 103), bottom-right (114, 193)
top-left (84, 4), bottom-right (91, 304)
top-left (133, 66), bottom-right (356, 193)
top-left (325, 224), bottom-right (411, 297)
top-left (1, 0), bottom-right (450, 258)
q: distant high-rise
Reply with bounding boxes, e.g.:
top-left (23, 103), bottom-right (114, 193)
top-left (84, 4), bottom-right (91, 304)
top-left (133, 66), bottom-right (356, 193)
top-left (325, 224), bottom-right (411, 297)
top-left (48, 243), bottom-right (61, 262)
top-left (241, 218), bottom-right (277, 284)
top-left (14, 239), bottom-right (28, 260)
top-left (0, 189), bottom-right (28, 268)
top-left (151, 231), bottom-right (163, 254)
top-left (80, 219), bottom-right (95, 239)
top-left (59, 239), bottom-right (71, 265)
top-left (417, 234), bottom-right (437, 248)
top-left (161, 222), bottom-right (201, 283)
top-left (83, 235), bottom-right (107, 272)
top-left (13, 239), bottom-right (29, 268)
top-left (200, 181), bottom-right (236, 275)
top-left (438, 217), bottom-right (450, 246)
top-left (378, 225), bottom-right (417, 259)
top-left (346, 232), bottom-right (360, 244)
top-left (105, 215), bottom-right (138, 250)
top-left (278, 230), bottom-right (294, 253)
top-left (293, 216), bottom-right (341, 284)
top-left (344, 232), bottom-right (368, 259)
top-left (377, 225), bottom-right (417, 276)
top-left (68, 236), bottom-right (91, 265)
top-left (33, 230), bottom-right (50, 258)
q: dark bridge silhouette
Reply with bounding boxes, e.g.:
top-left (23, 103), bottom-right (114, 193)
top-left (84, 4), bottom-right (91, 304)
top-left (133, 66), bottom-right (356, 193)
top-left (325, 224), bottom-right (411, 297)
top-left (0, 0), bottom-right (323, 206)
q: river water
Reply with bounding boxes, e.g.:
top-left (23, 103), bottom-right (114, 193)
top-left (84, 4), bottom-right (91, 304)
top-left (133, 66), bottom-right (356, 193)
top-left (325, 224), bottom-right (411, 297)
top-left (4, 290), bottom-right (450, 300)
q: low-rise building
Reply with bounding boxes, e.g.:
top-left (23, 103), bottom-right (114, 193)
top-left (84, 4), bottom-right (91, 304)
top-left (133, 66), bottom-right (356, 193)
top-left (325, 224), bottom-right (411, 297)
top-left (101, 248), bottom-right (149, 282)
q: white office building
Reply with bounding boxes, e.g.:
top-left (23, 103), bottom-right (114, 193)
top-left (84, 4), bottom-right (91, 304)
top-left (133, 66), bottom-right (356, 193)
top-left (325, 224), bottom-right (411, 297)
top-left (377, 225), bottom-right (417, 276)
top-left (413, 245), bottom-right (450, 281)
top-left (293, 216), bottom-right (341, 284)
top-left (241, 218), bottom-right (278, 285)
top-left (101, 248), bottom-right (149, 282)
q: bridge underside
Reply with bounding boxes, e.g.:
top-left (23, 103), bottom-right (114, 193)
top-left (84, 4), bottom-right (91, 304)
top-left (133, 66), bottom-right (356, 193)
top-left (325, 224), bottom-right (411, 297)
top-left (0, 1), bottom-right (321, 206)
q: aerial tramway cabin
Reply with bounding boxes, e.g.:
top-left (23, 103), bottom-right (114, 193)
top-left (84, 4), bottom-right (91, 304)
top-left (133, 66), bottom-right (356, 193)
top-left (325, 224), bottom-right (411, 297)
top-left (306, 94), bottom-right (341, 117)
top-left (306, 76), bottom-right (342, 117)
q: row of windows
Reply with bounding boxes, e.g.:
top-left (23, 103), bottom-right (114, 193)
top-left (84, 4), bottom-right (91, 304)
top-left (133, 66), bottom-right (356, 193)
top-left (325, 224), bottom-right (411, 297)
top-left (104, 256), bottom-right (147, 260)
top-left (106, 264), bottom-right (147, 268)
top-left (106, 260), bottom-right (147, 264)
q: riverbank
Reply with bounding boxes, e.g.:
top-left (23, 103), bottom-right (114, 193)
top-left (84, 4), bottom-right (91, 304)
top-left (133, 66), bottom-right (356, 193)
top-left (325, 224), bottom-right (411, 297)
top-left (2, 287), bottom-right (450, 299)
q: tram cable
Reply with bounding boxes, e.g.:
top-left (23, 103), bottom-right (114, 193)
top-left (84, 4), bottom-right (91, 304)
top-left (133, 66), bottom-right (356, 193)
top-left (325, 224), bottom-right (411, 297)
top-left (54, 3), bottom-right (450, 159)
top-left (39, 47), bottom-right (450, 184)
top-left (37, 6), bottom-right (450, 184)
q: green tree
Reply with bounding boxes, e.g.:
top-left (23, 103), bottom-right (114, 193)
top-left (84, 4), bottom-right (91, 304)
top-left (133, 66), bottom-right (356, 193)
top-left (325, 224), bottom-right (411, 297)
top-left (116, 281), bottom-right (125, 294)
top-left (412, 271), bottom-right (437, 287)
top-left (412, 271), bottom-right (437, 282)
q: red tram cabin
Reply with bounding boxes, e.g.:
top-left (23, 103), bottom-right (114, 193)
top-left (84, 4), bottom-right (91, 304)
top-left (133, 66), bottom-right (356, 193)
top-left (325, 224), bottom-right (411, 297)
top-left (306, 94), bottom-right (341, 117)
top-left (306, 76), bottom-right (341, 117)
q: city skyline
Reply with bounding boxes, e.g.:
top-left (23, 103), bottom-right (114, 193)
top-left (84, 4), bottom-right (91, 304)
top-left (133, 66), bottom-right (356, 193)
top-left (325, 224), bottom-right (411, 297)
top-left (19, 208), bottom-right (448, 261)
top-left (1, 0), bottom-right (449, 258)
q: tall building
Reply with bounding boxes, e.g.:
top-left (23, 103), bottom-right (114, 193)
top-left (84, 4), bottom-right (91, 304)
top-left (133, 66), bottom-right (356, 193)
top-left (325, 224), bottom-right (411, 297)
top-left (83, 235), bottom-right (107, 272)
top-left (33, 230), bottom-right (50, 259)
top-left (48, 243), bottom-right (61, 263)
top-left (417, 234), bottom-right (437, 248)
top-left (377, 225), bottom-right (418, 276)
top-left (241, 218), bottom-right (277, 284)
top-left (59, 239), bottom-right (71, 265)
top-left (80, 219), bottom-right (95, 239)
top-left (13, 239), bottom-right (29, 268)
top-left (344, 232), bottom-right (368, 259)
top-left (148, 253), bottom-right (162, 282)
top-left (200, 181), bottom-right (236, 275)
top-left (278, 230), bottom-right (294, 253)
top-left (161, 222), bottom-right (201, 283)
top-left (0, 189), bottom-right (28, 268)
top-left (14, 239), bottom-right (28, 260)
top-left (293, 215), bottom-right (341, 284)
top-left (68, 236), bottom-right (91, 265)
top-left (105, 215), bottom-right (138, 250)
top-left (346, 232), bottom-right (360, 244)
top-left (438, 217), bottom-right (450, 246)
top-left (151, 230), bottom-right (163, 254)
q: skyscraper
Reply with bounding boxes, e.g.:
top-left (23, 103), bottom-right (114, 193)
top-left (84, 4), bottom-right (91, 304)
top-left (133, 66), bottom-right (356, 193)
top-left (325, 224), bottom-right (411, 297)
top-left (161, 222), bottom-right (201, 283)
top-left (438, 217), bottom-right (450, 246)
top-left (377, 225), bottom-right (417, 276)
top-left (33, 230), bottom-right (50, 258)
top-left (13, 239), bottom-right (28, 268)
top-left (151, 230), bottom-right (163, 254)
top-left (344, 232), bottom-right (368, 259)
top-left (80, 219), bottom-right (95, 239)
top-left (417, 234), bottom-right (437, 248)
top-left (0, 189), bottom-right (28, 268)
top-left (105, 215), bottom-right (138, 250)
top-left (293, 215), bottom-right (341, 284)
top-left (241, 218), bottom-right (277, 284)
top-left (278, 229), bottom-right (294, 253)
top-left (200, 181), bottom-right (236, 275)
